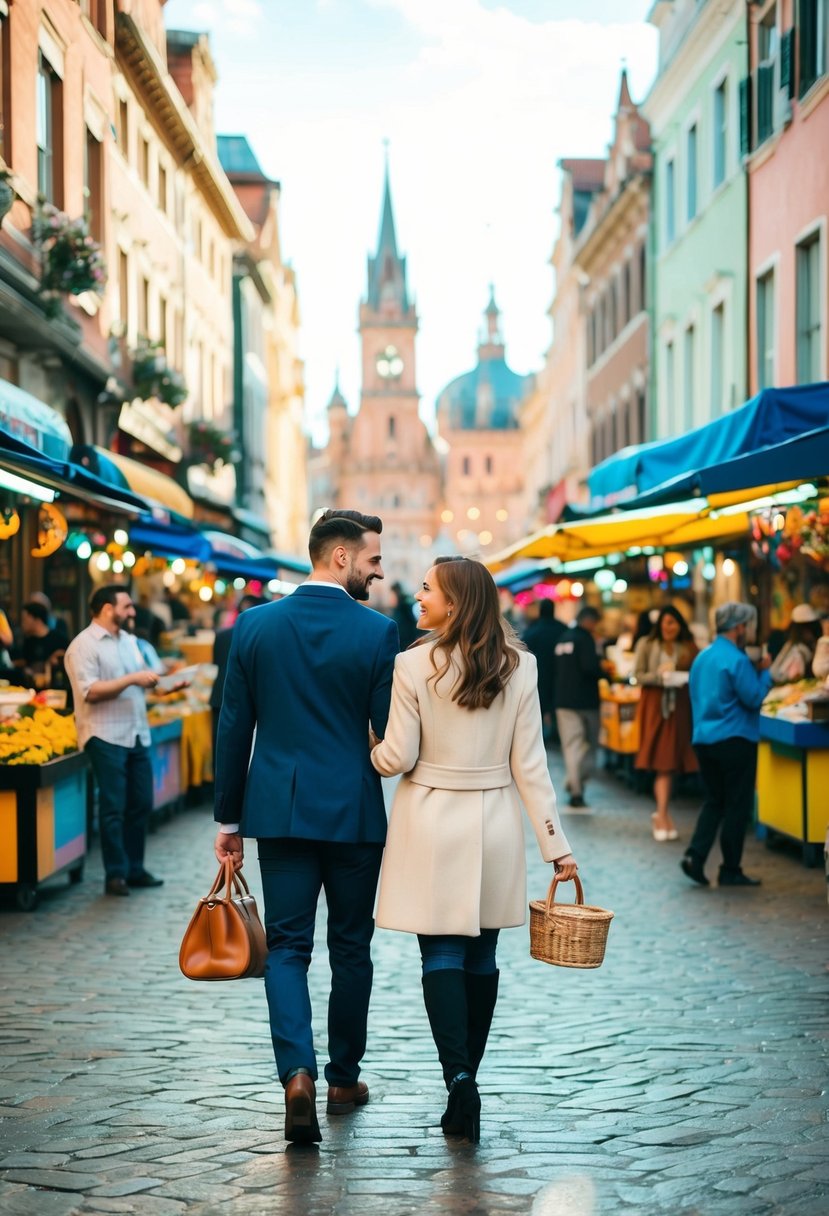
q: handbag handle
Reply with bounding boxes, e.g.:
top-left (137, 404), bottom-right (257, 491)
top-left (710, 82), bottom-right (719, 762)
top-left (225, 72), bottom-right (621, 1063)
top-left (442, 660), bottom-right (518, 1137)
top-left (204, 858), bottom-right (253, 906)
top-left (545, 873), bottom-right (585, 915)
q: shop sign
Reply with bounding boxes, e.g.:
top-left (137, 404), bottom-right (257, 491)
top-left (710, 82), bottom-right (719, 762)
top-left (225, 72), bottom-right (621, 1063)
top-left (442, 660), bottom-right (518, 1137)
top-left (118, 398), bottom-right (182, 463)
top-left (186, 460), bottom-right (236, 508)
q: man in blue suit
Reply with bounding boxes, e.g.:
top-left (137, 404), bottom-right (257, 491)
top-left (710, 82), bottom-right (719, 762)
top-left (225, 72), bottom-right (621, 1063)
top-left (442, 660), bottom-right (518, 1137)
top-left (213, 510), bottom-right (399, 1144)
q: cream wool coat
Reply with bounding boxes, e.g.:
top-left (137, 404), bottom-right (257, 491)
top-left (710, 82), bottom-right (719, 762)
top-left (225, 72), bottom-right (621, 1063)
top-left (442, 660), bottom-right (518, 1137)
top-left (371, 644), bottom-right (572, 936)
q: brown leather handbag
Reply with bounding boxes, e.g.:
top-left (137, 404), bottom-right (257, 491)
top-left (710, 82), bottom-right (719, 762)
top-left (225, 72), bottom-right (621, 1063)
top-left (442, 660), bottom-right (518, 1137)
top-left (179, 859), bottom-right (268, 980)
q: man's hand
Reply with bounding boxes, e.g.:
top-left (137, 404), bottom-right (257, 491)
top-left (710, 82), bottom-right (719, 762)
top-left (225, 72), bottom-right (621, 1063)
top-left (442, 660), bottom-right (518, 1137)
top-left (553, 853), bottom-right (579, 882)
top-left (215, 831), bottom-right (243, 870)
top-left (132, 670), bottom-right (159, 689)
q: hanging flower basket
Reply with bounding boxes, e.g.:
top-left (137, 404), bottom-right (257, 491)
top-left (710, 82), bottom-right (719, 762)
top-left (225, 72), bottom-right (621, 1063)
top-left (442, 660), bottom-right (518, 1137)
top-left (186, 419), bottom-right (238, 471)
top-left (131, 338), bottom-right (189, 409)
top-left (32, 204), bottom-right (106, 315)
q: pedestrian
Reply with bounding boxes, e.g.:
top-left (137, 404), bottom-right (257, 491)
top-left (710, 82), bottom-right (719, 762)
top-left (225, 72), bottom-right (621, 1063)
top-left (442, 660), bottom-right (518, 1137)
top-left (213, 509), bottom-right (399, 1144)
top-left (63, 586), bottom-right (164, 896)
top-left (768, 603), bottom-right (820, 685)
top-left (389, 580), bottom-right (418, 649)
top-left (633, 606), bottom-right (699, 842)
top-left (681, 601), bottom-right (772, 889)
top-left (29, 590), bottom-right (69, 646)
top-left (209, 593), bottom-right (264, 751)
top-left (523, 599), bottom-right (566, 744)
top-left (553, 605), bottom-right (605, 808)
top-left (370, 557), bottom-right (578, 1143)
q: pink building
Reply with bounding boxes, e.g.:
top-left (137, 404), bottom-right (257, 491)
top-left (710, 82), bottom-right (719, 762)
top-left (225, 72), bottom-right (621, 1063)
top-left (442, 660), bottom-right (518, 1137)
top-left (746, 0), bottom-right (829, 391)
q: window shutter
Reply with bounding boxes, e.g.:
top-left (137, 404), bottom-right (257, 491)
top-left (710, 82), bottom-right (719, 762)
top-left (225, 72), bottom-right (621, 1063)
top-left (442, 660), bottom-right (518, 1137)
top-left (799, 0), bottom-right (818, 97)
top-left (739, 75), bottom-right (752, 156)
top-left (780, 28), bottom-right (796, 98)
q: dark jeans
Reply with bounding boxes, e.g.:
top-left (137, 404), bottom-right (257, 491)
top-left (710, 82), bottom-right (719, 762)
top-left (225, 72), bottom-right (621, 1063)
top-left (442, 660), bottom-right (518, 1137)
top-left (689, 737), bottom-right (758, 874)
top-left (257, 837), bottom-right (383, 1087)
top-left (85, 737), bottom-right (153, 880)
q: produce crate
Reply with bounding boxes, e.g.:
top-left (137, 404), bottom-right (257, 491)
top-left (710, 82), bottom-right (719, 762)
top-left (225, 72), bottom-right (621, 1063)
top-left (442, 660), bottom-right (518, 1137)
top-left (0, 751), bottom-right (89, 911)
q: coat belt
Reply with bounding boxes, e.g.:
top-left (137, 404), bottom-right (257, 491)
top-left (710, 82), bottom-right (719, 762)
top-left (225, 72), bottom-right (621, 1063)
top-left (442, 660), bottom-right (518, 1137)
top-left (407, 760), bottom-right (512, 791)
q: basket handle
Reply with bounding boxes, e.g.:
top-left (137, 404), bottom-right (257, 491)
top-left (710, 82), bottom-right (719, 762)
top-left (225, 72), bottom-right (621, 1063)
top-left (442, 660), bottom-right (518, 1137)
top-left (545, 873), bottom-right (584, 915)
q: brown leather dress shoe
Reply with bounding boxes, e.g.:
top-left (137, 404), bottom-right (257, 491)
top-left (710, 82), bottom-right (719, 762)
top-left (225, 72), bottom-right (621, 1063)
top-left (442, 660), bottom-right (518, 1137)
top-left (326, 1080), bottom-right (369, 1115)
top-left (284, 1071), bottom-right (321, 1143)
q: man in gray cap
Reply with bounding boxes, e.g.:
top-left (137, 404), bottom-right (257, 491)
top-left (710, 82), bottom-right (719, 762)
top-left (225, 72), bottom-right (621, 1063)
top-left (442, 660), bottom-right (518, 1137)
top-left (681, 602), bottom-right (772, 887)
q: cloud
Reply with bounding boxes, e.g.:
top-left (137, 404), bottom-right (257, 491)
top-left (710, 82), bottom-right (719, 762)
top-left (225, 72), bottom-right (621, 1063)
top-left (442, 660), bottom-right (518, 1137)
top-left (189, 0), bottom-right (264, 39)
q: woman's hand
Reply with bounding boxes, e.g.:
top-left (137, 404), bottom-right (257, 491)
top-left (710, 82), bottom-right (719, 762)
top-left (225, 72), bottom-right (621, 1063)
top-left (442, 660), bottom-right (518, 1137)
top-left (553, 853), bottom-right (578, 881)
top-left (215, 830), bottom-right (244, 870)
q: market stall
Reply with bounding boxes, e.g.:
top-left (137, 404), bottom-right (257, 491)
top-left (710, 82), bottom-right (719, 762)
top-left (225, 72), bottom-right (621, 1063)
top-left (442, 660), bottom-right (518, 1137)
top-left (757, 681), bottom-right (829, 865)
top-left (0, 692), bottom-right (86, 911)
top-left (599, 679), bottom-right (641, 760)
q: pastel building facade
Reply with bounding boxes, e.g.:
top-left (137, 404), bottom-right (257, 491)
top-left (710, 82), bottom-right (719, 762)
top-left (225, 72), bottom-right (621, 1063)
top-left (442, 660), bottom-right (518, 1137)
top-left (645, 0), bottom-right (748, 438)
top-left (745, 0), bottom-right (829, 392)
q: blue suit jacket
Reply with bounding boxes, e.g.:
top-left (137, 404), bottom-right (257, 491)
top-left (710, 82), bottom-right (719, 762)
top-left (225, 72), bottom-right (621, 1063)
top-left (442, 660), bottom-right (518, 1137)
top-left (213, 584), bottom-right (399, 843)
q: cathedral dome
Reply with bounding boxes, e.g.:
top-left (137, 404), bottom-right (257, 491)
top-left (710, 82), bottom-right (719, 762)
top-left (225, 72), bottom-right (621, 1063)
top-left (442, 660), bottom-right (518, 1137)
top-left (436, 288), bottom-right (530, 431)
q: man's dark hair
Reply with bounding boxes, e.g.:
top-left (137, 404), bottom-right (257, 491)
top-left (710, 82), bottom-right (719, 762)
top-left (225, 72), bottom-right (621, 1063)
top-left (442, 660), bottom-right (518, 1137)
top-left (308, 509), bottom-right (383, 564)
top-left (238, 594), bottom-right (265, 612)
top-left (538, 600), bottom-right (556, 619)
top-left (89, 584), bottom-right (130, 617)
top-left (577, 606), bottom-right (601, 625)
top-left (22, 600), bottom-right (49, 625)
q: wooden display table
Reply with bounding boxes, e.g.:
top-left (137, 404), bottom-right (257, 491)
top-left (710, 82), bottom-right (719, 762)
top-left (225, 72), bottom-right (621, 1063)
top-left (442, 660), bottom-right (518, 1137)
top-left (757, 715), bottom-right (829, 865)
top-left (0, 751), bottom-right (88, 911)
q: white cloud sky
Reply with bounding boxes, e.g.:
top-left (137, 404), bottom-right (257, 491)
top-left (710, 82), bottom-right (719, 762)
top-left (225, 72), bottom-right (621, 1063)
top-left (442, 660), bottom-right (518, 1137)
top-left (164, 0), bottom-right (658, 444)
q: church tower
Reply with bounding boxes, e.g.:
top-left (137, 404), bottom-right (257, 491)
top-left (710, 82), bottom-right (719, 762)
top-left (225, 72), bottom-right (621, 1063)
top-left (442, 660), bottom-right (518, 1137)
top-left (332, 159), bottom-right (441, 599)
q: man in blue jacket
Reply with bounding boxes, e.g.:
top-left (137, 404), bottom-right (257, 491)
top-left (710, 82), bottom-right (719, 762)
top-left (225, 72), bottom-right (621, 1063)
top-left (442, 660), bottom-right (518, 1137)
top-left (213, 510), bottom-right (399, 1143)
top-left (682, 601), bottom-right (772, 889)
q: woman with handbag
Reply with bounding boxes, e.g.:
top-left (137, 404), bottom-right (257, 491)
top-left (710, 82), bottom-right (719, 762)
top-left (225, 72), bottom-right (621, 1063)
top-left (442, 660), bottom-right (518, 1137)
top-left (633, 606), bottom-right (699, 842)
top-left (370, 557), bottom-right (578, 1143)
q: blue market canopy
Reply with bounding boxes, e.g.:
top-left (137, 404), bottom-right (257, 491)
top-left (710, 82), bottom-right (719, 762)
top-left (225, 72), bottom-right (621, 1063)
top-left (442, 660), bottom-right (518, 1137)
top-left (0, 427), bottom-right (150, 514)
top-left (588, 383), bottom-right (829, 512)
top-left (129, 518), bottom-right (212, 561)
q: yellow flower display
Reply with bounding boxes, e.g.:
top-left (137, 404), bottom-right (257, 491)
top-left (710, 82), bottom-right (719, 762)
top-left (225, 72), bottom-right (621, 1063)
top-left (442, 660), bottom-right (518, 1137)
top-left (0, 706), bottom-right (78, 765)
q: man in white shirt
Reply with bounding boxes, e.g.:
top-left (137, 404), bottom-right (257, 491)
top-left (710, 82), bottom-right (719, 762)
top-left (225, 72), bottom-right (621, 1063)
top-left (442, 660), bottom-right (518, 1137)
top-left (64, 585), bottom-right (163, 897)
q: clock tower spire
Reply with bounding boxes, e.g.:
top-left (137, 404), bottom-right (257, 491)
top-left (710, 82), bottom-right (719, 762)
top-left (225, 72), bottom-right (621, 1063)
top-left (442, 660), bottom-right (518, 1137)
top-left (330, 154), bottom-right (440, 599)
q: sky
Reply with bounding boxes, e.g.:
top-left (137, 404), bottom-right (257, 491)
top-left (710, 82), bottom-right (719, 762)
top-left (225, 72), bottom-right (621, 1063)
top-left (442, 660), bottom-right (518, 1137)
top-left (163, 0), bottom-right (659, 446)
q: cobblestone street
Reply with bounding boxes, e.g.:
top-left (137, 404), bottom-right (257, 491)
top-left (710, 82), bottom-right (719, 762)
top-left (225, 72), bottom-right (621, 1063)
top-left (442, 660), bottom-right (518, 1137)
top-left (0, 754), bottom-right (827, 1216)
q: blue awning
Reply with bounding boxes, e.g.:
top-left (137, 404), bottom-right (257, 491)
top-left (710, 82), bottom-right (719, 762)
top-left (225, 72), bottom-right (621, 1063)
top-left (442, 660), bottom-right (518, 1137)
top-left (588, 383), bottom-right (829, 511)
top-left (129, 518), bottom-right (212, 561)
top-left (0, 427), bottom-right (150, 514)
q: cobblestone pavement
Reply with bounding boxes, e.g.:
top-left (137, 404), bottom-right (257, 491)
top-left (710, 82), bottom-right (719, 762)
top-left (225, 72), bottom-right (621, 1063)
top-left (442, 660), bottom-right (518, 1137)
top-left (0, 753), bottom-right (827, 1216)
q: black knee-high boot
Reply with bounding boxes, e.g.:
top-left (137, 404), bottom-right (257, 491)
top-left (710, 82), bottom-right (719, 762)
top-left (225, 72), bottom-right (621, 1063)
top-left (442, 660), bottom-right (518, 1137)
top-left (466, 970), bottom-right (499, 1078)
top-left (422, 970), bottom-right (480, 1142)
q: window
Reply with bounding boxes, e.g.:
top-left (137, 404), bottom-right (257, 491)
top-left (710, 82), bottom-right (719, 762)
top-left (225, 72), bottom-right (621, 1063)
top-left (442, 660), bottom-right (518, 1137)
top-left (711, 304), bottom-right (725, 416)
top-left (798, 0), bottom-right (828, 97)
top-left (636, 390), bottom-right (647, 445)
top-left (138, 274), bottom-right (149, 337)
top-left (639, 243), bottom-right (646, 310)
top-left (118, 249), bottom-right (129, 333)
top-left (84, 128), bottom-right (103, 243)
top-left (485, 455), bottom-right (493, 475)
top-left (665, 158), bottom-right (675, 246)
top-left (796, 232), bottom-right (822, 383)
top-left (388, 415), bottom-right (396, 440)
top-left (665, 341), bottom-right (675, 431)
top-left (116, 96), bottom-right (129, 161)
top-left (686, 124), bottom-right (698, 222)
top-left (139, 135), bottom-right (150, 188)
top-left (159, 296), bottom-right (168, 351)
top-left (462, 455), bottom-right (471, 476)
top-left (37, 52), bottom-right (63, 205)
top-left (713, 79), bottom-right (727, 188)
top-left (158, 163), bottom-right (168, 214)
top-left (683, 325), bottom-right (695, 430)
top-left (622, 262), bottom-right (631, 327)
top-left (756, 270), bottom-right (775, 390)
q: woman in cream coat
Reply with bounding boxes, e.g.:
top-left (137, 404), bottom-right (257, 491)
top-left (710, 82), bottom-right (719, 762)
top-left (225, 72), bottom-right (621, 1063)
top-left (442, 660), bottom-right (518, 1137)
top-left (371, 557), bottom-right (578, 1143)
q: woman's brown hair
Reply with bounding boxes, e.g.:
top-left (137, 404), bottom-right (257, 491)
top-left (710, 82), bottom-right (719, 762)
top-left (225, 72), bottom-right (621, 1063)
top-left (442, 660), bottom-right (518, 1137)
top-left (427, 557), bottom-right (522, 709)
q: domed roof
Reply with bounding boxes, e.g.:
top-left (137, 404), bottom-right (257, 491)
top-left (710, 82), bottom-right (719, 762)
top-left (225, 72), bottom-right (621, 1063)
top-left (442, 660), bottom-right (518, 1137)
top-left (437, 289), bottom-right (530, 431)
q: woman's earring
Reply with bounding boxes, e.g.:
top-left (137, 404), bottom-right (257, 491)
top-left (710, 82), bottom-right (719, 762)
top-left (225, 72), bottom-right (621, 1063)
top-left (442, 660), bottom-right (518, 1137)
top-left (447, 609), bottom-right (452, 619)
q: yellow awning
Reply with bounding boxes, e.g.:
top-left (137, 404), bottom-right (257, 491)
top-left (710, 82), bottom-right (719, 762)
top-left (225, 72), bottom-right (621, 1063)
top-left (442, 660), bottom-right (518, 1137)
top-left (486, 505), bottom-right (751, 572)
top-left (98, 448), bottom-right (194, 519)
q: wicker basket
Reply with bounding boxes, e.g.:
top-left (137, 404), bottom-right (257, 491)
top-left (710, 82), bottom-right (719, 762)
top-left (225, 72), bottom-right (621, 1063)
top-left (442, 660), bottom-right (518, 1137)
top-left (529, 875), bottom-right (614, 969)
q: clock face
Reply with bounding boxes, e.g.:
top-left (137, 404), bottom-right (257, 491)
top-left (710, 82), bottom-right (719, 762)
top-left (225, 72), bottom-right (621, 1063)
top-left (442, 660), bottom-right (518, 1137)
top-left (376, 345), bottom-right (404, 380)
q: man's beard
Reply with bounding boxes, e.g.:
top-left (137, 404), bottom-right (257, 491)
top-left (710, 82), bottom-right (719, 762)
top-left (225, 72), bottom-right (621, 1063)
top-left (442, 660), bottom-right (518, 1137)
top-left (345, 567), bottom-right (373, 601)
